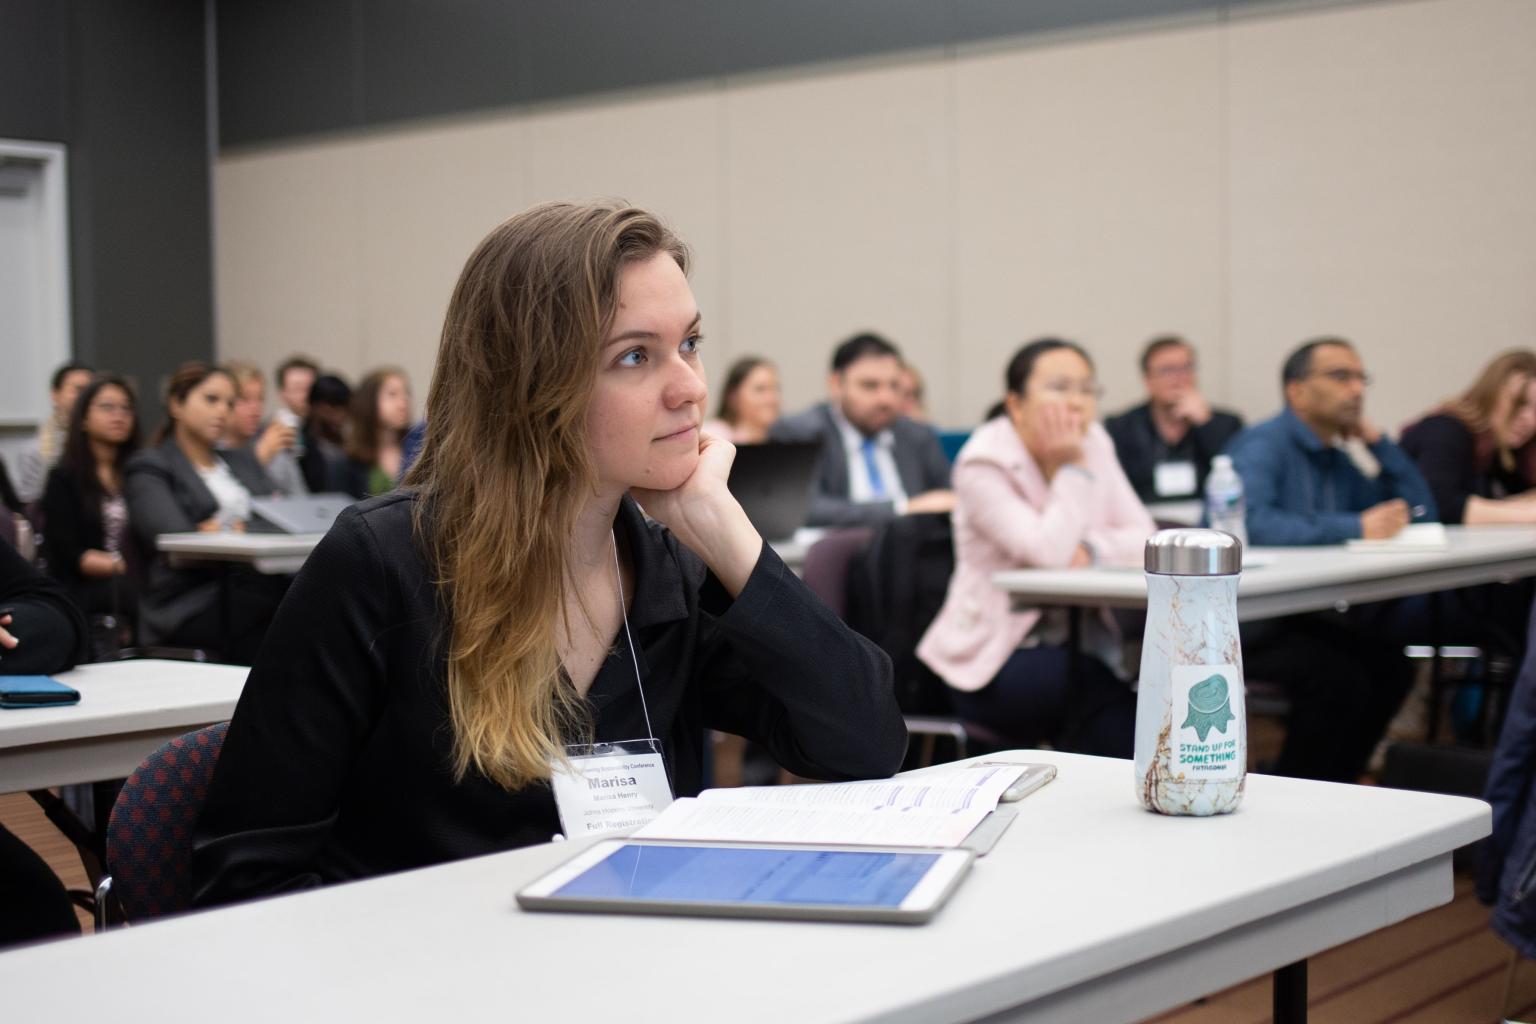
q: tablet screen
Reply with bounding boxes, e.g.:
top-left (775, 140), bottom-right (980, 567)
top-left (553, 844), bottom-right (942, 907)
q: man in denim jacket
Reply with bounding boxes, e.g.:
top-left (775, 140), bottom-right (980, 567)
top-left (1226, 338), bottom-right (1437, 782)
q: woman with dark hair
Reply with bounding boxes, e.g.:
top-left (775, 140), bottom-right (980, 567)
top-left (918, 338), bottom-right (1154, 756)
top-left (192, 201), bottom-right (905, 907)
top-left (1400, 349), bottom-right (1536, 525)
top-left (41, 374), bottom-right (141, 634)
top-left (124, 362), bottom-right (284, 660)
top-left (341, 368), bottom-right (412, 498)
top-left (702, 357), bottom-right (781, 443)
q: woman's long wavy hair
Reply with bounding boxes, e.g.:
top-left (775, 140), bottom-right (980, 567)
top-left (344, 367), bottom-right (409, 466)
top-left (61, 374), bottom-right (141, 510)
top-left (1445, 349), bottom-right (1536, 474)
top-left (405, 201), bottom-right (688, 791)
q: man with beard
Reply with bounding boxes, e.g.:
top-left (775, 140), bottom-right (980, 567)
top-left (1227, 337), bottom-right (1438, 783)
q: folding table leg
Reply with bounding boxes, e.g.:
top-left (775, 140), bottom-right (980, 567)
top-left (1273, 959), bottom-right (1307, 1024)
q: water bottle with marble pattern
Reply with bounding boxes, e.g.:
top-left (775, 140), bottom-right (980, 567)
top-left (1134, 528), bottom-right (1246, 816)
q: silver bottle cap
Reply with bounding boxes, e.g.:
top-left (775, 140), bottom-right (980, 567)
top-left (1144, 528), bottom-right (1243, 576)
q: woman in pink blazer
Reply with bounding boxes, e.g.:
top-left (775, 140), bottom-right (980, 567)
top-left (917, 338), bottom-right (1155, 755)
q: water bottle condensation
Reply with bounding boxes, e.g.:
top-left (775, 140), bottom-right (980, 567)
top-left (1204, 454), bottom-right (1247, 547)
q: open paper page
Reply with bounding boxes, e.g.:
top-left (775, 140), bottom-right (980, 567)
top-left (634, 762), bottom-right (1027, 848)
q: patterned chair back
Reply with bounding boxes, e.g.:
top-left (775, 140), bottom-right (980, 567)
top-left (105, 722), bottom-right (229, 921)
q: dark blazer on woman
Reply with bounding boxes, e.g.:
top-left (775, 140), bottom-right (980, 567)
top-left (41, 465), bottom-right (139, 621)
top-left (1400, 413), bottom-right (1532, 525)
top-left (123, 439), bottom-right (275, 643)
top-left (192, 492), bottom-right (907, 907)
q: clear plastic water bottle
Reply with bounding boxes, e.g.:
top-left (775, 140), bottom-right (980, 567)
top-left (1204, 454), bottom-right (1247, 547)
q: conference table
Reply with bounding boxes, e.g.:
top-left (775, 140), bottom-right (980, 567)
top-left (158, 527), bottom-right (823, 575)
top-left (0, 659), bottom-right (249, 794)
top-left (157, 531), bottom-right (324, 575)
top-left (0, 749), bottom-right (1487, 1023)
top-left (994, 525), bottom-right (1536, 621)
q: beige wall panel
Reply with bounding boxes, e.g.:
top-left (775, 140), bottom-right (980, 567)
top-left (519, 91), bottom-right (727, 401)
top-left (953, 24), bottom-right (1225, 427)
top-left (215, 142), bottom-right (366, 380)
top-left (1227, 0), bottom-right (1536, 430)
top-left (722, 60), bottom-right (953, 423)
top-left (355, 117), bottom-right (528, 411)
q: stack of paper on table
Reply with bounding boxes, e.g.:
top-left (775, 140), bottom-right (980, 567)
top-left (634, 762), bottom-right (1028, 849)
top-left (1345, 522), bottom-right (1448, 552)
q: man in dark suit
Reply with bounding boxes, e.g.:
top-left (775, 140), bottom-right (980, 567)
top-left (1104, 335), bottom-right (1244, 504)
top-left (770, 333), bottom-right (953, 527)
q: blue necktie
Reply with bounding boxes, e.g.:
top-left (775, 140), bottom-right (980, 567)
top-left (861, 437), bottom-right (887, 498)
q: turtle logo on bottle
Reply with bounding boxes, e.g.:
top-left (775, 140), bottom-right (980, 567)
top-left (1180, 673), bottom-right (1236, 742)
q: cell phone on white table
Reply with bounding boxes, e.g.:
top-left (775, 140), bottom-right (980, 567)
top-left (988, 762), bottom-right (1058, 802)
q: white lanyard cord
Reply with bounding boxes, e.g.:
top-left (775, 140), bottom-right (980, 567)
top-left (612, 529), bottom-right (657, 743)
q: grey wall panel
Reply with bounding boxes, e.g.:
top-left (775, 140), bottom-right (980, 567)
top-left (952, 0), bottom-right (1221, 43)
top-left (360, 0), bottom-right (527, 121)
top-left (68, 0), bottom-right (213, 395)
top-left (715, 0), bottom-right (953, 75)
top-left (216, 1), bottom-right (1372, 147)
top-left (0, 0), bottom-right (71, 141)
top-left (514, 0), bottom-right (727, 103)
top-left (217, 0), bottom-right (359, 146)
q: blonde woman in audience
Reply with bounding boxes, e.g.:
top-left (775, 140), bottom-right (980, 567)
top-left (1400, 349), bottom-right (1536, 525)
top-left (192, 201), bottom-right (904, 906)
top-left (918, 338), bottom-right (1154, 756)
top-left (124, 362), bottom-right (285, 660)
top-left (222, 360), bottom-right (305, 495)
top-left (342, 367), bottom-right (412, 498)
top-left (702, 356), bottom-right (782, 443)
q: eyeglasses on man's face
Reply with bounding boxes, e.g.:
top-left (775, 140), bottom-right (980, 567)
top-left (1311, 368), bottom-right (1371, 387)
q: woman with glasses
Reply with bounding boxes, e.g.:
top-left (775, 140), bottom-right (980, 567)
top-left (917, 338), bottom-right (1154, 755)
top-left (41, 374), bottom-right (142, 637)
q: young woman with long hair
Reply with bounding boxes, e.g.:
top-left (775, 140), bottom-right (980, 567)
top-left (41, 374), bottom-right (142, 629)
top-left (341, 368), bottom-right (412, 498)
top-left (1400, 349), bottom-right (1536, 525)
top-left (701, 356), bottom-right (781, 443)
top-left (124, 362), bottom-right (284, 659)
top-left (192, 201), bottom-right (904, 906)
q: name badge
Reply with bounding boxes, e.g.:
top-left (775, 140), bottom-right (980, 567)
top-left (1154, 460), bottom-right (1198, 498)
top-left (550, 738), bottom-right (674, 840)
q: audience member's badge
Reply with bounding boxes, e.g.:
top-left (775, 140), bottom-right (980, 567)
top-left (550, 739), bottom-right (673, 840)
top-left (1154, 460), bottom-right (1198, 497)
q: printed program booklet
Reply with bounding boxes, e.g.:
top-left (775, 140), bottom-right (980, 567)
top-left (634, 761), bottom-right (1028, 849)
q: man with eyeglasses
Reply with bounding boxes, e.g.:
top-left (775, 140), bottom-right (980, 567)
top-left (1228, 336), bottom-right (1435, 545)
top-left (1229, 337), bottom-right (1438, 783)
top-left (1105, 335), bottom-right (1244, 504)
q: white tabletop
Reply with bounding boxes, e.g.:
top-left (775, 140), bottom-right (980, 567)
top-left (157, 531), bottom-right (324, 574)
top-left (0, 659), bottom-right (248, 793)
top-left (995, 525), bottom-right (1536, 621)
top-left (0, 750), bottom-right (1488, 1023)
top-left (160, 529), bottom-right (819, 577)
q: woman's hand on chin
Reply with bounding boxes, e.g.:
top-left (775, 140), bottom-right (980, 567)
top-left (632, 430), bottom-right (762, 597)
